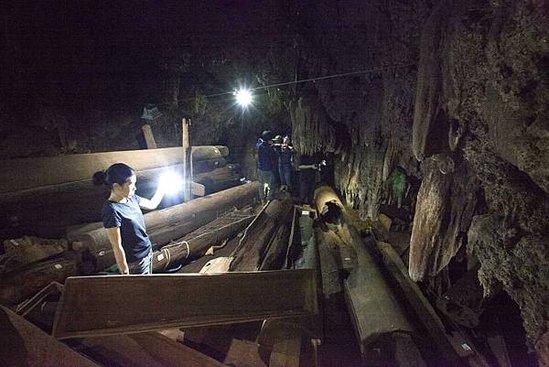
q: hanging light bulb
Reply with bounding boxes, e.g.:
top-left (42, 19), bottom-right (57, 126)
top-left (235, 88), bottom-right (253, 107)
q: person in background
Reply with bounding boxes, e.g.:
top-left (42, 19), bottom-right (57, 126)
top-left (94, 163), bottom-right (166, 274)
top-left (278, 135), bottom-right (294, 192)
top-left (387, 166), bottom-right (409, 208)
top-left (256, 130), bottom-right (277, 202)
top-left (271, 135), bottom-right (283, 193)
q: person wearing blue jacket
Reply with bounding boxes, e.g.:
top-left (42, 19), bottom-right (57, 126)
top-left (257, 130), bottom-right (277, 202)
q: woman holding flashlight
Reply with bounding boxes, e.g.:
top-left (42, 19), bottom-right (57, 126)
top-left (95, 163), bottom-right (166, 274)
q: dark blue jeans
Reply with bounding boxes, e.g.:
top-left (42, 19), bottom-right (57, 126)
top-left (128, 251), bottom-right (153, 274)
top-left (278, 165), bottom-right (292, 188)
top-left (258, 169), bottom-right (275, 200)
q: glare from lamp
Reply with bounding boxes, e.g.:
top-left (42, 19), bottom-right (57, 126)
top-left (235, 88), bottom-right (253, 107)
top-left (159, 172), bottom-right (184, 196)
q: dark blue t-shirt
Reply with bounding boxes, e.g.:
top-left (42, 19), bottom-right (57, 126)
top-left (101, 194), bottom-right (152, 263)
top-left (279, 145), bottom-right (293, 168)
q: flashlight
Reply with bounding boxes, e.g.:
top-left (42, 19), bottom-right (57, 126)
top-left (159, 172), bottom-right (184, 196)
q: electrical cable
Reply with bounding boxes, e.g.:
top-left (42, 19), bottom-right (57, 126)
top-left (153, 63), bottom-right (415, 106)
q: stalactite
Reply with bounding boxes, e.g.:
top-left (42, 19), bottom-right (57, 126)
top-left (290, 94), bottom-right (337, 156)
top-left (409, 155), bottom-right (478, 281)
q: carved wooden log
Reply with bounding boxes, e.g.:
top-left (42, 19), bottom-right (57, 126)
top-left (0, 184), bottom-right (260, 305)
top-left (313, 186), bottom-right (418, 360)
top-left (153, 212), bottom-right (255, 271)
top-left (1, 155), bottom-right (233, 240)
top-left (75, 332), bottom-right (226, 367)
top-left (192, 158), bottom-right (227, 175)
top-left (193, 164), bottom-right (242, 194)
top-left (258, 221), bottom-right (292, 271)
top-left (376, 241), bottom-right (471, 364)
top-left (0, 254), bottom-right (79, 306)
top-left (0, 145), bottom-right (229, 194)
top-left (73, 182), bottom-right (260, 258)
top-left (230, 198), bottom-right (294, 271)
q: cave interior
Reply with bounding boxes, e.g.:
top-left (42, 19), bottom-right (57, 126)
top-left (1, 0), bottom-right (548, 366)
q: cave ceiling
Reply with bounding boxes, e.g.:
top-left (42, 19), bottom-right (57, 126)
top-left (1, 0), bottom-right (549, 361)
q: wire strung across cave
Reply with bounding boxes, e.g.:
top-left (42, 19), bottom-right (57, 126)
top-left (154, 63), bottom-right (416, 106)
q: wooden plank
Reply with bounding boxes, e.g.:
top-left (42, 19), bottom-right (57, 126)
top-left (376, 241), bottom-right (479, 363)
top-left (0, 306), bottom-right (99, 367)
top-left (0, 145), bottom-right (228, 194)
top-left (0, 254), bottom-right (79, 306)
top-left (224, 338), bottom-right (268, 367)
top-left (230, 198), bottom-right (294, 271)
top-left (141, 124), bottom-right (158, 149)
top-left (15, 281), bottom-right (63, 317)
top-left (182, 118), bottom-right (191, 201)
top-left (257, 319), bottom-right (302, 367)
top-left (52, 269), bottom-right (318, 339)
top-left (76, 332), bottom-right (225, 367)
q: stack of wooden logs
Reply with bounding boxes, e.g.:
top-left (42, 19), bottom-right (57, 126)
top-left (0, 181), bottom-right (261, 306)
top-left (0, 144), bottom-right (253, 306)
top-left (0, 145), bottom-right (242, 240)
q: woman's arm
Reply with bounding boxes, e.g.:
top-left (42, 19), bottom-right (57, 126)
top-left (105, 227), bottom-right (129, 274)
top-left (139, 184), bottom-right (166, 210)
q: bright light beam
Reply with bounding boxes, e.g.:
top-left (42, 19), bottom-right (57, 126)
top-left (235, 88), bottom-right (253, 107)
top-left (159, 172), bottom-right (184, 196)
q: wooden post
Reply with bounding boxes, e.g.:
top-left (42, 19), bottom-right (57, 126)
top-left (182, 118), bottom-right (191, 201)
top-left (141, 124), bottom-right (157, 149)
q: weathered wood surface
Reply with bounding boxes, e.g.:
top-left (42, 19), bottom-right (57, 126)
top-left (0, 306), bottom-right (99, 366)
top-left (313, 186), bottom-right (416, 357)
top-left (257, 319), bottom-right (302, 367)
top-left (52, 270), bottom-right (318, 339)
top-left (223, 338), bottom-right (268, 367)
top-left (230, 198), bottom-right (294, 271)
top-left (259, 213), bottom-right (293, 271)
top-left (0, 184), bottom-right (259, 305)
top-left (0, 159), bottom-right (236, 240)
top-left (73, 181), bottom-right (260, 256)
top-left (194, 164), bottom-right (243, 194)
top-left (345, 231), bottom-right (417, 355)
top-left (377, 242), bottom-right (486, 366)
top-left (0, 254), bottom-right (79, 306)
top-left (77, 332), bottom-right (226, 367)
top-left (193, 157), bottom-right (227, 174)
top-left (1, 236), bottom-right (69, 273)
top-left (0, 145), bottom-right (229, 194)
top-left (141, 124), bottom-right (158, 149)
top-left (153, 212), bottom-right (255, 271)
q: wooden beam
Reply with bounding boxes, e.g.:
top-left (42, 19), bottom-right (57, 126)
top-left (0, 254), bottom-right (79, 306)
top-left (76, 332), bottom-right (226, 367)
top-left (73, 181), bottom-right (260, 258)
top-left (0, 145), bottom-right (229, 194)
top-left (153, 212), bottom-right (255, 271)
top-left (141, 124), bottom-right (157, 149)
top-left (313, 186), bottom-right (416, 358)
top-left (376, 241), bottom-right (485, 364)
top-left (182, 118), bottom-right (191, 201)
top-left (230, 198), bottom-right (294, 271)
top-left (52, 269), bottom-right (318, 339)
top-left (257, 319), bottom-right (302, 367)
top-left (0, 306), bottom-right (98, 366)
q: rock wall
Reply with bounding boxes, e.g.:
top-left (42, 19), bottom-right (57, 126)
top-left (287, 0), bottom-right (549, 359)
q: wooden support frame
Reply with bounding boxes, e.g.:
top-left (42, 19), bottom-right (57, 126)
top-left (52, 269), bottom-right (318, 339)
